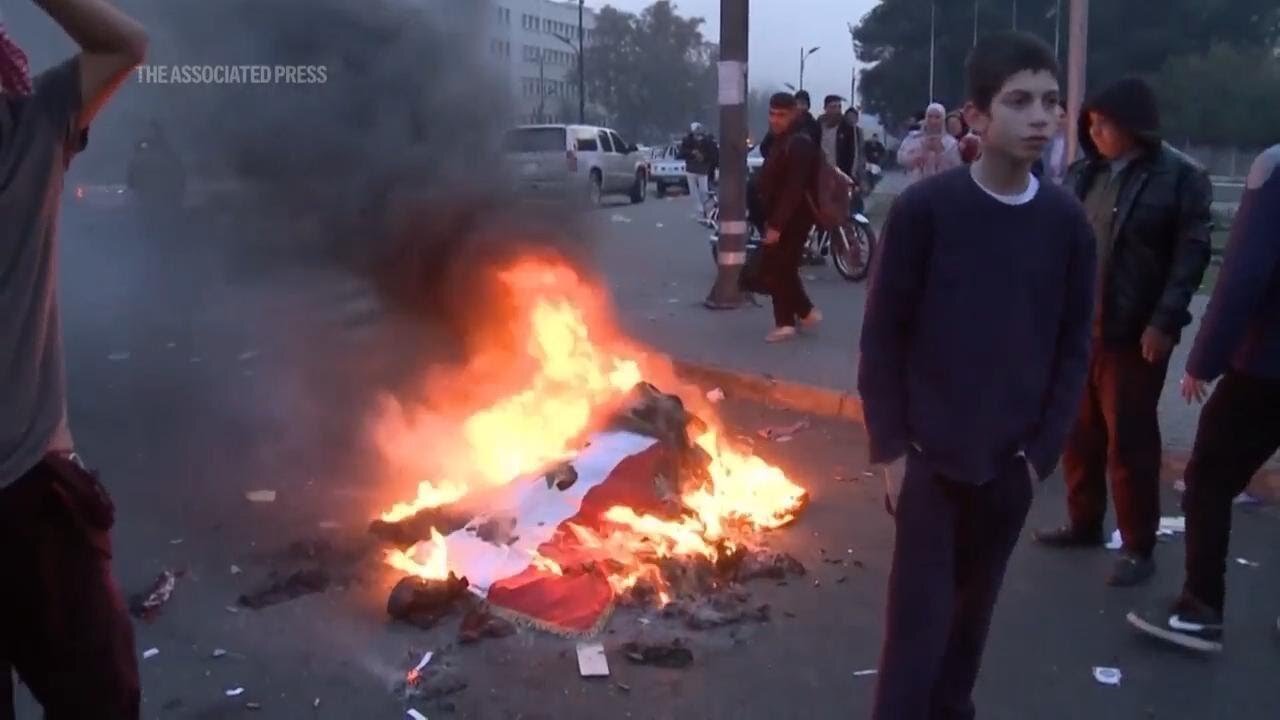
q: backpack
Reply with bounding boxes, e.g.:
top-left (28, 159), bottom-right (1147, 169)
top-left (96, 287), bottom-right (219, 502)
top-left (807, 159), bottom-right (854, 231)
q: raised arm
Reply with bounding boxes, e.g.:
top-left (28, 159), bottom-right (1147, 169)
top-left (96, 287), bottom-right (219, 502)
top-left (35, 0), bottom-right (147, 129)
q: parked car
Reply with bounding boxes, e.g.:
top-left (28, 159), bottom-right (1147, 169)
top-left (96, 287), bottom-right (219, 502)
top-left (504, 124), bottom-right (649, 205)
top-left (648, 143), bottom-right (689, 197)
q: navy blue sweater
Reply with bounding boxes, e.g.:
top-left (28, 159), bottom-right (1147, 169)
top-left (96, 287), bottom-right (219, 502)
top-left (1187, 146), bottom-right (1280, 381)
top-left (858, 168), bottom-right (1096, 483)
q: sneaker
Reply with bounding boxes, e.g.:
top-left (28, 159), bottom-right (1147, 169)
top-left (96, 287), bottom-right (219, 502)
top-left (1127, 595), bottom-right (1223, 653)
top-left (1032, 524), bottom-right (1105, 548)
top-left (1107, 552), bottom-right (1156, 587)
top-left (799, 308), bottom-right (823, 329)
top-left (765, 326), bottom-right (797, 343)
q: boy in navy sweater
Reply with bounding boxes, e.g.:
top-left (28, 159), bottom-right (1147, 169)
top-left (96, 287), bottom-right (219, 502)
top-left (858, 32), bottom-right (1095, 719)
top-left (1126, 145), bottom-right (1280, 653)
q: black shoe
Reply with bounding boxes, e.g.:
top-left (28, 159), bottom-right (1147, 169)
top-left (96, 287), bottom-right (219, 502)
top-left (1127, 594), bottom-right (1223, 653)
top-left (1032, 524), bottom-right (1105, 548)
top-left (1107, 553), bottom-right (1156, 587)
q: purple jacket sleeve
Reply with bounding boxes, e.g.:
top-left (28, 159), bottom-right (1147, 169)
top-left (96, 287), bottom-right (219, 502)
top-left (1026, 207), bottom-right (1097, 478)
top-left (857, 188), bottom-right (931, 464)
top-left (1186, 154), bottom-right (1280, 381)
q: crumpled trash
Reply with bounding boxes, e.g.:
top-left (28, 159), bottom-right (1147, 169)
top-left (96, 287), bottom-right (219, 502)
top-left (459, 606), bottom-right (517, 644)
top-left (1235, 558), bottom-right (1261, 568)
top-left (237, 568), bottom-right (329, 609)
top-left (758, 419), bottom-right (809, 441)
top-left (610, 214), bottom-right (632, 223)
top-left (1092, 667), bottom-right (1122, 686)
top-left (129, 570), bottom-right (178, 620)
top-left (225, 687), bottom-right (245, 697)
top-left (622, 639), bottom-right (693, 668)
top-left (386, 573), bottom-right (470, 629)
top-left (142, 648), bottom-right (159, 660)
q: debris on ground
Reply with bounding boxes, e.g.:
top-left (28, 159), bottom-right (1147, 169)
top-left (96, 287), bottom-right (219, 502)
top-left (225, 687), bottom-right (245, 697)
top-left (386, 573), bottom-right (470, 629)
top-left (757, 419), bottom-right (809, 441)
top-left (577, 642), bottom-right (610, 677)
top-left (107, 352), bottom-right (130, 362)
top-left (245, 702), bottom-right (262, 710)
top-left (129, 569), bottom-right (178, 620)
top-left (610, 214), bottom-right (632, 223)
top-left (407, 710), bottom-right (429, 720)
top-left (1234, 492), bottom-right (1261, 505)
top-left (705, 388), bottom-right (725, 403)
top-left (238, 350), bottom-right (260, 362)
top-left (621, 639), bottom-right (693, 669)
top-left (731, 549), bottom-right (807, 582)
top-left (398, 651), bottom-right (468, 702)
top-left (230, 565), bottom-right (243, 575)
top-left (458, 606), bottom-right (517, 644)
top-left (665, 594), bottom-right (771, 630)
top-left (237, 568), bottom-right (330, 609)
top-left (169, 538), bottom-right (184, 545)
top-left (1236, 558), bottom-right (1261, 568)
top-left (1158, 516), bottom-right (1186, 535)
top-left (853, 669), bottom-right (878, 677)
top-left (142, 648), bottom-right (159, 660)
top-left (245, 490), bottom-right (277, 503)
top-left (1092, 667), bottom-right (1122, 686)
top-left (1105, 530), bottom-right (1123, 551)
top-left (212, 649), bottom-right (228, 658)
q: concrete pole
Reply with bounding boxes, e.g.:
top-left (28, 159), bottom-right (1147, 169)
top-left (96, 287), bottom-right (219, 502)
top-left (1064, 0), bottom-right (1088, 165)
top-left (705, 0), bottom-right (749, 309)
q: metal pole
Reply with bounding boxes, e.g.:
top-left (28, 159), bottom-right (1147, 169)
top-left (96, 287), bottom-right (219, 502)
top-left (928, 1), bottom-right (936, 102)
top-left (799, 47), bottom-right (804, 90)
top-left (1064, 0), bottom-right (1088, 165)
top-left (538, 53), bottom-right (546, 123)
top-left (1054, 0), bottom-right (1062, 61)
top-left (973, 0), bottom-right (979, 47)
top-left (705, 0), bottom-right (749, 309)
top-left (578, 0), bottom-right (585, 123)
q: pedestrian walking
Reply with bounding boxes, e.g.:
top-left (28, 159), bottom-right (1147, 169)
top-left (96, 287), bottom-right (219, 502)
top-left (0, 1), bottom-right (148, 717)
top-left (792, 90), bottom-right (823, 146)
top-left (756, 92), bottom-right (822, 344)
top-left (1034, 77), bottom-right (1214, 587)
top-left (678, 122), bottom-right (717, 222)
top-left (1126, 144), bottom-right (1280, 653)
top-left (859, 32), bottom-right (1095, 719)
top-left (820, 95), bottom-right (862, 182)
top-left (896, 102), bottom-right (963, 184)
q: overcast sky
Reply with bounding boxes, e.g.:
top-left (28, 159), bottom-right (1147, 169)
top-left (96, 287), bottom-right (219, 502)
top-left (589, 0), bottom-right (880, 102)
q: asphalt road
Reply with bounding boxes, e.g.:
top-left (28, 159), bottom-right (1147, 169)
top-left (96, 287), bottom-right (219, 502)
top-left (13, 201), bottom-right (1279, 719)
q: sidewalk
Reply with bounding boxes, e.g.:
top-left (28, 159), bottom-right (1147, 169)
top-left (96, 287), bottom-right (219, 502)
top-left (591, 195), bottom-right (1276, 475)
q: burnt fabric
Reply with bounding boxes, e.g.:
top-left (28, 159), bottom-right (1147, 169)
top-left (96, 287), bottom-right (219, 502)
top-left (1061, 341), bottom-right (1171, 558)
top-left (872, 450), bottom-right (1033, 720)
top-left (0, 457), bottom-right (140, 720)
top-left (1181, 372), bottom-right (1280, 615)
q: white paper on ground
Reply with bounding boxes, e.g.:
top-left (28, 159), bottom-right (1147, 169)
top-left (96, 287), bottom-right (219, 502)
top-left (406, 710), bottom-right (429, 720)
top-left (853, 669), bottom-right (878, 677)
top-left (142, 648), bottom-right (159, 659)
top-left (1105, 530), bottom-right (1123, 550)
top-left (1158, 516), bottom-right (1186, 534)
top-left (577, 642), bottom-right (610, 677)
top-left (411, 651), bottom-right (434, 674)
top-left (1235, 558), bottom-right (1261, 567)
top-left (1092, 667), bottom-right (1122, 686)
top-left (422, 432), bottom-right (658, 597)
top-left (225, 687), bottom-right (245, 697)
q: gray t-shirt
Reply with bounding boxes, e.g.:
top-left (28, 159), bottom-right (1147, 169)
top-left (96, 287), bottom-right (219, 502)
top-left (1, 58), bottom-right (85, 487)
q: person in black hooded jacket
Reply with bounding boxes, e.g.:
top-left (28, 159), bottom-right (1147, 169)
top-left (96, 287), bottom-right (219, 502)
top-left (1034, 77), bottom-right (1213, 588)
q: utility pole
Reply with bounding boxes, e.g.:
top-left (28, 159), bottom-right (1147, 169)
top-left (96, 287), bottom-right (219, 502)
top-left (799, 46), bottom-right (819, 91)
top-left (847, 23), bottom-right (858, 103)
top-left (705, 0), bottom-right (748, 309)
top-left (973, 0), bottom-right (979, 47)
top-left (1064, 0), bottom-right (1088, 165)
top-left (578, 0), bottom-right (585, 123)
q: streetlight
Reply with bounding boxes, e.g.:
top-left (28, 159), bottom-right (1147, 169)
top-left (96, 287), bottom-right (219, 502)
top-left (928, 1), bottom-right (936, 101)
top-left (799, 46), bottom-right (819, 91)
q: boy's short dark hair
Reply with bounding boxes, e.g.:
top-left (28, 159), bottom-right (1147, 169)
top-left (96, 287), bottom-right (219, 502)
top-left (769, 92), bottom-right (797, 110)
top-left (823, 94), bottom-right (843, 107)
top-left (966, 31), bottom-right (1059, 110)
top-left (794, 90), bottom-right (811, 105)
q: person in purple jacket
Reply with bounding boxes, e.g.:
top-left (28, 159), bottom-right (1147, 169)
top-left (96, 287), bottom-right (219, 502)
top-left (1126, 144), bottom-right (1280, 653)
top-left (858, 31), bottom-right (1095, 719)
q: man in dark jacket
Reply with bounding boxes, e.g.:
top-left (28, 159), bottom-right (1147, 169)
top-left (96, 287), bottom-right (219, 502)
top-left (1035, 77), bottom-right (1214, 587)
top-left (793, 90), bottom-right (823, 146)
top-left (820, 95), bottom-right (862, 183)
top-left (1126, 144), bottom-right (1280, 653)
top-left (756, 92), bottom-right (821, 343)
top-left (679, 122), bottom-right (718, 221)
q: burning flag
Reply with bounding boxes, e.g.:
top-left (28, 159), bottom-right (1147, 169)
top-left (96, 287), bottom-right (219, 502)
top-left (375, 258), bottom-right (806, 635)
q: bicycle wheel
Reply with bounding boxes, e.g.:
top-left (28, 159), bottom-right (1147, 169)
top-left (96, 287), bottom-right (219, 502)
top-left (831, 221), bottom-right (875, 282)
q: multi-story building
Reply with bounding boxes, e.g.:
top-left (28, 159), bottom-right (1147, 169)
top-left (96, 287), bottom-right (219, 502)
top-left (483, 0), bottom-right (598, 124)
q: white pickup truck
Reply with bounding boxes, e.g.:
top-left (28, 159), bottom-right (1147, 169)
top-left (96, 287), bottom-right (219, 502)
top-left (647, 144), bottom-right (688, 197)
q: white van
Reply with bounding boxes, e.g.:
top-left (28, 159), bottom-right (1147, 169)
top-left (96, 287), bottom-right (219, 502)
top-left (504, 124), bottom-right (649, 205)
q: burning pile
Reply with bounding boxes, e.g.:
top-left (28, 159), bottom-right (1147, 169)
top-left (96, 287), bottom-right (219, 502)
top-left (372, 258), bottom-right (807, 635)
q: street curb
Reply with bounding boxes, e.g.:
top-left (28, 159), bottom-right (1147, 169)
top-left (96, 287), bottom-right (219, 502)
top-left (671, 358), bottom-right (1280, 504)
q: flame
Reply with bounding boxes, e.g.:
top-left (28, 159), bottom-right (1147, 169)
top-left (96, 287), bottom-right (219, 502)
top-left (377, 256), bottom-right (807, 604)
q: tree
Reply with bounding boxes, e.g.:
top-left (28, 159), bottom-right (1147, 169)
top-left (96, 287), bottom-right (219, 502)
top-left (852, 0), bottom-right (1280, 142)
top-left (576, 1), bottom-right (718, 143)
top-left (1152, 44), bottom-right (1280, 147)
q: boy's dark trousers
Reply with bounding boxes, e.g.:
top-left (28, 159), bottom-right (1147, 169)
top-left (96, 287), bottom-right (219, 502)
top-left (1181, 371), bottom-right (1280, 615)
top-left (0, 455), bottom-right (140, 720)
top-left (873, 450), bottom-right (1033, 720)
top-left (1061, 341), bottom-right (1171, 556)
top-left (761, 223), bottom-right (814, 327)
